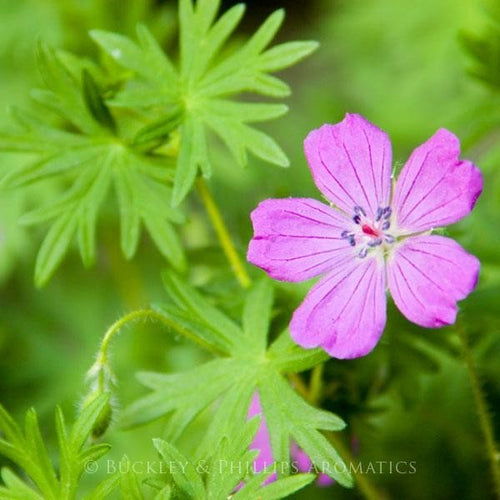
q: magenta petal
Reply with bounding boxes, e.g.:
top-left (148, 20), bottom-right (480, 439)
top-left (290, 256), bottom-right (387, 359)
top-left (291, 443), bottom-right (334, 487)
top-left (387, 235), bottom-right (480, 328)
top-left (392, 129), bottom-right (483, 232)
top-left (247, 198), bottom-right (352, 282)
top-left (248, 392), bottom-right (276, 483)
top-left (304, 113), bottom-right (392, 218)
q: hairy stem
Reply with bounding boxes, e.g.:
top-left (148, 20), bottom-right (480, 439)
top-left (458, 327), bottom-right (500, 498)
top-left (93, 308), bottom-right (223, 393)
top-left (196, 177), bottom-right (251, 289)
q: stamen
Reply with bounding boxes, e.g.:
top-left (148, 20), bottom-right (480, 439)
top-left (358, 248), bottom-right (368, 258)
top-left (349, 236), bottom-right (356, 247)
top-left (353, 215), bottom-right (361, 224)
top-left (382, 221), bottom-right (390, 230)
top-left (354, 206), bottom-right (366, 217)
top-left (367, 238), bottom-right (382, 247)
top-left (384, 234), bottom-right (395, 243)
top-left (375, 207), bottom-right (383, 221)
top-left (383, 207), bottom-right (392, 219)
top-left (341, 230), bottom-right (351, 239)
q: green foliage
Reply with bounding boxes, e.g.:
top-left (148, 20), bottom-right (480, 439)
top-left (461, 0), bottom-right (500, 89)
top-left (0, 42), bottom-right (185, 286)
top-left (150, 420), bottom-right (315, 499)
top-left (0, 0), bottom-right (316, 285)
top-left (91, 0), bottom-right (318, 204)
top-left (0, 395), bottom-right (116, 500)
top-left (122, 276), bottom-right (351, 487)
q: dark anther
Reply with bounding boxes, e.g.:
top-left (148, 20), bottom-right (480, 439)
top-left (354, 206), bottom-right (366, 217)
top-left (383, 207), bottom-right (392, 219)
top-left (353, 215), bottom-right (361, 224)
top-left (358, 247), bottom-right (368, 258)
top-left (382, 221), bottom-right (390, 230)
top-left (384, 234), bottom-right (395, 243)
top-left (367, 238), bottom-right (382, 247)
top-left (376, 207), bottom-right (383, 221)
top-left (341, 230), bottom-right (351, 239)
top-left (349, 236), bottom-right (356, 247)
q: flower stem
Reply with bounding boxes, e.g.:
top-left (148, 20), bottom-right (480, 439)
top-left (92, 308), bottom-right (223, 393)
top-left (196, 177), bottom-right (251, 289)
top-left (327, 432), bottom-right (385, 500)
top-left (458, 326), bottom-right (500, 498)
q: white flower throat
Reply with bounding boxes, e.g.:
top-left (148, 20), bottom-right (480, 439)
top-left (341, 205), bottom-right (396, 258)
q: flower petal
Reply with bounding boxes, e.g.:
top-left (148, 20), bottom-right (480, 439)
top-left (387, 235), bottom-right (480, 328)
top-left (304, 113), bottom-right (392, 218)
top-left (248, 392), bottom-right (276, 483)
top-left (290, 255), bottom-right (387, 359)
top-left (247, 198), bottom-right (352, 282)
top-left (392, 129), bottom-right (482, 232)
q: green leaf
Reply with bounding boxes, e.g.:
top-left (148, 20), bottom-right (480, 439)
top-left (114, 169), bottom-right (141, 259)
top-left (162, 271), bottom-right (242, 349)
top-left (259, 372), bottom-right (351, 487)
top-left (132, 106), bottom-right (183, 152)
top-left (258, 41), bottom-right (319, 72)
top-left (153, 439), bottom-right (206, 499)
top-left (119, 456), bottom-right (145, 500)
top-left (172, 116), bottom-right (200, 205)
top-left (23, 410), bottom-right (58, 494)
top-left (82, 474), bottom-right (120, 500)
top-left (269, 329), bottom-right (329, 373)
top-left (88, 5), bottom-right (316, 205)
top-left (242, 279), bottom-right (273, 353)
top-left (123, 359), bottom-right (242, 427)
top-left (0, 469), bottom-right (43, 500)
top-left (234, 473), bottom-right (315, 500)
top-left (81, 69), bottom-right (116, 132)
top-left (143, 210), bottom-right (186, 270)
top-left (0, 396), bottom-right (113, 500)
top-left (34, 211), bottom-right (78, 287)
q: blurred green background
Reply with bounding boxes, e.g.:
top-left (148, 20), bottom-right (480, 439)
top-left (1, 0), bottom-right (499, 498)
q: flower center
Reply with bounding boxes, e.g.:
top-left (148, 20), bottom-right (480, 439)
top-left (341, 205), bottom-right (395, 258)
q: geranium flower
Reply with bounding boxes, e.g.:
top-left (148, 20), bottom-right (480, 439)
top-left (247, 392), bottom-right (333, 486)
top-left (247, 114), bottom-right (482, 359)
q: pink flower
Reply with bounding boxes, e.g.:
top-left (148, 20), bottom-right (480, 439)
top-left (247, 393), bottom-right (333, 486)
top-left (247, 114), bottom-right (482, 359)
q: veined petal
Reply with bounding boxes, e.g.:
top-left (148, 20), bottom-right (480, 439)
top-left (290, 255), bottom-right (387, 359)
top-left (304, 113), bottom-right (392, 218)
top-left (387, 235), bottom-right (480, 328)
top-left (247, 198), bottom-right (352, 282)
top-left (392, 129), bottom-right (482, 232)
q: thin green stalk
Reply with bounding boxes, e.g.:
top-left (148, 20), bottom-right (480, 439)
top-left (92, 308), bottom-right (224, 393)
top-left (458, 326), bottom-right (500, 498)
top-left (196, 177), bottom-right (252, 289)
top-left (99, 309), bottom-right (223, 363)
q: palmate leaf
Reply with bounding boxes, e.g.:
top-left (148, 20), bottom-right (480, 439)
top-left (91, 0), bottom-right (318, 204)
top-left (0, 44), bottom-right (185, 286)
top-left (151, 419), bottom-right (315, 499)
top-left (0, 395), bottom-right (117, 500)
top-left (122, 275), bottom-right (353, 488)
